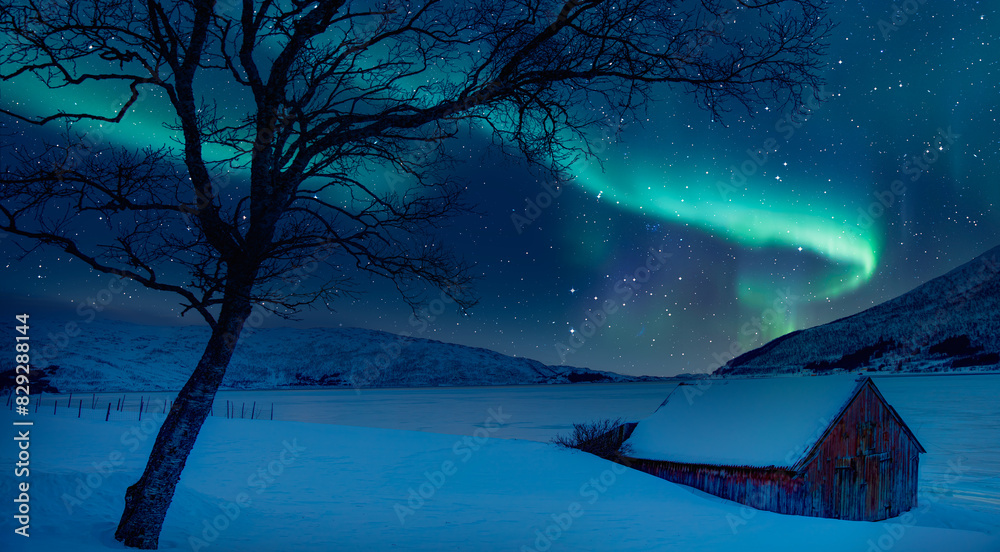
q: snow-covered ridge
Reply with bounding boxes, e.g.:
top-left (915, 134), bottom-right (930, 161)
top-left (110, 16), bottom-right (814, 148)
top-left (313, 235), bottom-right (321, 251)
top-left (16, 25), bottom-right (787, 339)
top-left (7, 319), bottom-right (660, 393)
top-left (717, 244), bottom-right (1000, 376)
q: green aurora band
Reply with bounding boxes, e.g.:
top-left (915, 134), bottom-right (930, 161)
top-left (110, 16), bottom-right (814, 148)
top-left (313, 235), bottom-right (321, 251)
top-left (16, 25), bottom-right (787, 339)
top-left (3, 55), bottom-right (883, 326)
top-left (568, 159), bottom-right (882, 307)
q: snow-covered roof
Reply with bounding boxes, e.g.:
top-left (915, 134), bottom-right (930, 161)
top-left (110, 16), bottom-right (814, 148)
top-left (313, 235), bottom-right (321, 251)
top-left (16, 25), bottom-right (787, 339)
top-left (625, 375), bottom-right (868, 469)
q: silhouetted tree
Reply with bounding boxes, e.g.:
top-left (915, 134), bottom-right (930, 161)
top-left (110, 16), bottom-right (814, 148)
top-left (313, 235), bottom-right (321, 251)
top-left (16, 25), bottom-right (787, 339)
top-left (0, 0), bottom-right (832, 548)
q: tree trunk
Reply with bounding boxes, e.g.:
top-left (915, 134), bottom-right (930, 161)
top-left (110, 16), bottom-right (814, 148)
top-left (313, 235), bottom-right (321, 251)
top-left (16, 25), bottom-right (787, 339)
top-left (114, 294), bottom-right (253, 549)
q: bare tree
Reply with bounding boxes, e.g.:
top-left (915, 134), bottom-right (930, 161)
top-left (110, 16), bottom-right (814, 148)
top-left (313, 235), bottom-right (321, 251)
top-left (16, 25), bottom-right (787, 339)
top-left (0, 0), bottom-right (831, 548)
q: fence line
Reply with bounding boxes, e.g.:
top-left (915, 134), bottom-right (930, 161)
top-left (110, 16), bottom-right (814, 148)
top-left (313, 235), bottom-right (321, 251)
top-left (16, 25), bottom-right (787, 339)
top-left (2, 390), bottom-right (275, 422)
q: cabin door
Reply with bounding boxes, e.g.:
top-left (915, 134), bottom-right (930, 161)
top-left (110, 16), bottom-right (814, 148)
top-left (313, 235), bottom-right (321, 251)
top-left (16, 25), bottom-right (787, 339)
top-left (834, 457), bottom-right (860, 520)
top-left (873, 452), bottom-right (894, 519)
top-left (837, 453), bottom-right (892, 520)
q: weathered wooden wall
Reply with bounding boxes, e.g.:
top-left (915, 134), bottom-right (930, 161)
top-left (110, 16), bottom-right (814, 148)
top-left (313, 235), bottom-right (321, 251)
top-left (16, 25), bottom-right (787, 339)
top-left (625, 459), bottom-right (810, 515)
top-left (801, 382), bottom-right (922, 520)
top-left (626, 380), bottom-right (921, 521)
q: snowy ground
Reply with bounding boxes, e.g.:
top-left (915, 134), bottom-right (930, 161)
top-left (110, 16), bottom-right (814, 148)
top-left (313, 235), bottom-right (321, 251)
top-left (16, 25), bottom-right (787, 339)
top-left (1, 414), bottom-right (998, 552)
top-left (3, 374), bottom-right (998, 551)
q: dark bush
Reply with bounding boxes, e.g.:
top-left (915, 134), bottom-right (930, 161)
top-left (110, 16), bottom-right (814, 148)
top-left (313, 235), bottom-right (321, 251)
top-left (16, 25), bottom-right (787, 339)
top-left (952, 352), bottom-right (1000, 368)
top-left (566, 371), bottom-right (612, 383)
top-left (804, 340), bottom-right (896, 372)
top-left (551, 418), bottom-right (635, 461)
top-left (804, 360), bottom-right (838, 372)
top-left (839, 340), bottom-right (895, 370)
top-left (929, 336), bottom-right (980, 357)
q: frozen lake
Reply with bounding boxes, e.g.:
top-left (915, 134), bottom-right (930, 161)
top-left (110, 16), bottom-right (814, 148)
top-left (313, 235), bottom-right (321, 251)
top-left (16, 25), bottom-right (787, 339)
top-left (48, 373), bottom-right (1000, 534)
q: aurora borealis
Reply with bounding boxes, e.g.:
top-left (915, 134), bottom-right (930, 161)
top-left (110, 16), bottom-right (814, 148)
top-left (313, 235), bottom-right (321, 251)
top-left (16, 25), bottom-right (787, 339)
top-left (2, 1), bottom-right (998, 376)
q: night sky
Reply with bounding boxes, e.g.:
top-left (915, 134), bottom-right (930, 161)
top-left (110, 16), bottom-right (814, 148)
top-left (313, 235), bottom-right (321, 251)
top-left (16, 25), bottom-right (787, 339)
top-left (2, 2), bottom-right (997, 377)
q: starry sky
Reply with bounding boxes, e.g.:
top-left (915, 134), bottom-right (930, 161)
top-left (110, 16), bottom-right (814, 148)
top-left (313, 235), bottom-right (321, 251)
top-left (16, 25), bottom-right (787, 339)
top-left (2, 1), bottom-right (998, 377)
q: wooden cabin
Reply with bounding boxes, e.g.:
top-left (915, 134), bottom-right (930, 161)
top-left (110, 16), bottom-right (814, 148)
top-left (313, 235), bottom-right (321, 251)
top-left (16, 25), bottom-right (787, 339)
top-left (623, 376), bottom-right (925, 521)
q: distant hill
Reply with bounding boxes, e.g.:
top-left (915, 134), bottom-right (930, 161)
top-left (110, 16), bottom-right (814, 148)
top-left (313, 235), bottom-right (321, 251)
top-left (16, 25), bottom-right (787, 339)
top-left (8, 319), bottom-right (660, 393)
top-left (716, 244), bottom-right (1000, 376)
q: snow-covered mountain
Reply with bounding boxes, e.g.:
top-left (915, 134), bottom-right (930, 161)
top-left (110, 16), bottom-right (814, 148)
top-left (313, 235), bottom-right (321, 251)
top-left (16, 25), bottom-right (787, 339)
top-left (11, 319), bottom-right (658, 393)
top-left (716, 244), bottom-right (1000, 376)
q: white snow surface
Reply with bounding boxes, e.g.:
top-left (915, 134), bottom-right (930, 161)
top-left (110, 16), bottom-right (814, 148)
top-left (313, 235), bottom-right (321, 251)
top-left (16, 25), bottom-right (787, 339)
top-left (1, 412), bottom-right (997, 552)
top-left (625, 375), bottom-right (868, 468)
